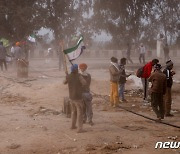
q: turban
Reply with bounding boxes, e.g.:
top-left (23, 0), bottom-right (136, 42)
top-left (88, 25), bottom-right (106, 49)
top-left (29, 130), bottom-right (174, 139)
top-left (111, 57), bottom-right (118, 63)
top-left (71, 64), bottom-right (78, 72)
top-left (79, 63), bottom-right (87, 70)
top-left (16, 42), bottom-right (20, 46)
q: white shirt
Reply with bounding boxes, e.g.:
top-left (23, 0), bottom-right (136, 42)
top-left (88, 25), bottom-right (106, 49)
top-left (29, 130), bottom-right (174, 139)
top-left (10, 46), bottom-right (15, 54)
top-left (139, 46), bottom-right (146, 54)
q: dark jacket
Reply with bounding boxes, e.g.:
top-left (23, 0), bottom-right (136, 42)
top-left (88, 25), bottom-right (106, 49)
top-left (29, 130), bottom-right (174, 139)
top-left (0, 45), bottom-right (7, 59)
top-left (81, 73), bottom-right (91, 92)
top-left (119, 64), bottom-right (126, 84)
top-left (66, 72), bottom-right (86, 100)
top-left (149, 70), bottom-right (167, 94)
top-left (163, 68), bottom-right (173, 88)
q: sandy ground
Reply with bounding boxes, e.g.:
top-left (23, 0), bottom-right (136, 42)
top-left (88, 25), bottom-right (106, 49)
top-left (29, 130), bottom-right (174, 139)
top-left (0, 58), bottom-right (179, 154)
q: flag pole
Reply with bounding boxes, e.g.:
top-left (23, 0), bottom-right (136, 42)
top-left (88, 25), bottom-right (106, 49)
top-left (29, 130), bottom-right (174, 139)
top-left (60, 40), bottom-right (68, 75)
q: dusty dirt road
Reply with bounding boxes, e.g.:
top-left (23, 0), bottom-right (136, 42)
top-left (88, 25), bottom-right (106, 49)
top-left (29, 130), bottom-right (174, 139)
top-left (0, 58), bottom-right (179, 154)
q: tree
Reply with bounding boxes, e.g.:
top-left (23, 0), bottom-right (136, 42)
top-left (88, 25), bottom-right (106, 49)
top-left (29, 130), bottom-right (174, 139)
top-left (92, 0), bottom-right (179, 47)
top-left (0, 0), bottom-right (39, 40)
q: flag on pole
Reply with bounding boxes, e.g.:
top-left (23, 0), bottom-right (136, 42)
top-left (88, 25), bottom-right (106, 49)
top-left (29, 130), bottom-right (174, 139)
top-left (28, 34), bottom-right (36, 43)
top-left (63, 36), bottom-right (86, 61)
top-left (0, 38), bottom-right (9, 47)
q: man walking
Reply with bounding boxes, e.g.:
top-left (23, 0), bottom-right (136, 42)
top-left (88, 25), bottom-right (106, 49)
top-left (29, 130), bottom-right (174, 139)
top-left (65, 64), bottom-right (87, 133)
top-left (139, 43), bottom-right (146, 64)
top-left (163, 60), bottom-right (175, 117)
top-left (79, 63), bottom-right (93, 125)
top-left (109, 57), bottom-right (120, 107)
top-left (149, 64), bottom-right (166, 121)
top-left (141, 59), bottom-right (159, 103)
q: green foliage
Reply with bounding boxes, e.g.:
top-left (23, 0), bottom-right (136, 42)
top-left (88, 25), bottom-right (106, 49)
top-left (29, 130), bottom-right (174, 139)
top-left (0, 0), bottom-right (179, 47)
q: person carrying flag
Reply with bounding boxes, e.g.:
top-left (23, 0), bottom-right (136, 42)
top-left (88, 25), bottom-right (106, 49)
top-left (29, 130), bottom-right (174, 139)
top-left (64, 64), bottom-right (87, 133)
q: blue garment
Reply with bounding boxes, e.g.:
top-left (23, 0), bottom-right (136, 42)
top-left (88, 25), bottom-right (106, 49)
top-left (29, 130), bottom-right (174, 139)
top-left (119, 64), bottom-right (126, 84)
top-left (71, 64), bottom-right (78, 72)
top-left (119, 83), bottom-right (125, 101)
top-left (82, 92), bottom-right (93, 123)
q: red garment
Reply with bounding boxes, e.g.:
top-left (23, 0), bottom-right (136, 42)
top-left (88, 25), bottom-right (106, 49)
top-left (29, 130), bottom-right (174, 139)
top-left (141, 61), bottom-right (153, 78)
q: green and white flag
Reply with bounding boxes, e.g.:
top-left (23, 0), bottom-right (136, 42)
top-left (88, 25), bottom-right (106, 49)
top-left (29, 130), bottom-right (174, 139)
top-left (63, 36), bottom-right (86, 61)
top-left (0, 38), bottom-right (9, 47)
top-left (28, 34), bottom-right (36, 43)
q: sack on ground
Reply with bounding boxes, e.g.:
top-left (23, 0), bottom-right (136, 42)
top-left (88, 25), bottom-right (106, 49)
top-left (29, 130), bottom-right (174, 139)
top-left (62, 97), bottom-right (71, 118)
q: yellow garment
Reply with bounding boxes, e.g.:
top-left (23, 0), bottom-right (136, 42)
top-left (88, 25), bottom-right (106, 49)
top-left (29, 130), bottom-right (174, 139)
top-left (110, 81), bottom-right (119, 106)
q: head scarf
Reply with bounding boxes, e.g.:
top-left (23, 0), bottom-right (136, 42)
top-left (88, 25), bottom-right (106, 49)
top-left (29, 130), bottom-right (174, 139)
top-left (71, 64), bottom-right (78, 72)
top-left (154, 64), bottom-right (162, 70)
top-left (79, 63), bottom-right (87, 70)
top-left (16, 42), bottom-right (20, 46)
top-left (166, 60), bottom-right (173, 67)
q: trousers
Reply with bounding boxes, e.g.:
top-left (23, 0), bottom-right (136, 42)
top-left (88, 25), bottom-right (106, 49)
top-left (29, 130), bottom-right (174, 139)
top-left (110, 81), bottom-right (119, 106)
top-left (151, 92), bottom-right (164, 118)
top-left (141, 78), bottom-right (149, 101)
top-left (82, 92), bottom-right (93, 123)
top-left (119, 83), bottom-right (125, 101)
top-left (0, 59), bottom-right (7, 71)
top-left (70, 99), bottom-right (84, 131)
top-left (164, 87), bottom-right (172, 115)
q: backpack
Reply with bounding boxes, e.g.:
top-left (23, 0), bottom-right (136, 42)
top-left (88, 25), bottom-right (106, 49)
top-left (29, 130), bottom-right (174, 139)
top-left (136, 66), bottom-right (144, 78)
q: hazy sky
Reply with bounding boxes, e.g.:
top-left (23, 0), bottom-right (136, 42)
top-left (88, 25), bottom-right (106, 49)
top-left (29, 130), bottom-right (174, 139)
top-left (37, 27), bottom-right (111, 42)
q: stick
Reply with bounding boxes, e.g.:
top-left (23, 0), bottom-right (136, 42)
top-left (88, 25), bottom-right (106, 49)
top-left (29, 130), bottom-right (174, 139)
top-left (64, 134), bottom-right (77, 141)
top-left (60, 40), bottom-right (68, 75)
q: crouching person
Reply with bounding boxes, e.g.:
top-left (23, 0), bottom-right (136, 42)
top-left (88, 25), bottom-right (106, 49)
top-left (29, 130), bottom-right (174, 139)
top-left (149, 64), bottom-right (167, 121)
top-left (79, 63), bottom-right (94, 126)
top-left (64, 64), bottom-right (87, 133)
